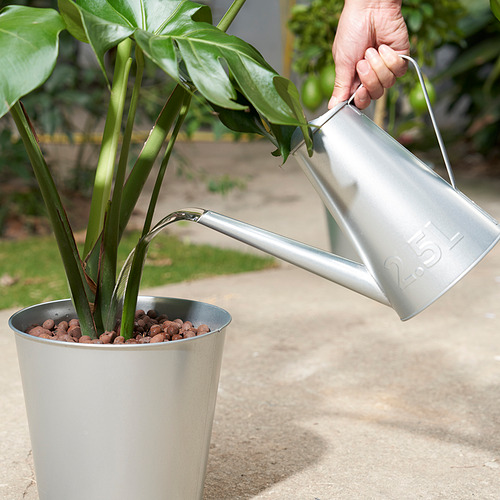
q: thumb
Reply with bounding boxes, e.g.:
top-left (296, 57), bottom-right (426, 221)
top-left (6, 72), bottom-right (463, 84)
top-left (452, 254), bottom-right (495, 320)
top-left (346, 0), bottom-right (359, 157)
top-left (328, 64), bottom-right (355, 109)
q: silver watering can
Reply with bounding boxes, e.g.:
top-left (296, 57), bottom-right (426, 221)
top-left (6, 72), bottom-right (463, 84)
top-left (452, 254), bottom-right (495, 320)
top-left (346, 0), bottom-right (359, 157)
top-left (166, 57), bottom-right (500, 320)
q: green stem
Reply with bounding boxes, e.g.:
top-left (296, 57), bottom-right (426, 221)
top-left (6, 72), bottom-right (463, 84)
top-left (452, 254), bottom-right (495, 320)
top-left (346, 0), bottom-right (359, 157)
top-left (83, 38), bottom-right (133, 257)
top-left (96, 45), bottom-right (145, 328)
top-left (142, 93), bottom-right (192, 237)
top-left (84, 84), bottom-right (187, 306)
top-left (10, 102), bottom-right (96, 337)
top-left (217, 0), bottom-right (248, 32)
top-left (118, 84), bottom-right (187, 237)
top-left (119, 93), bottom-right (192, 339)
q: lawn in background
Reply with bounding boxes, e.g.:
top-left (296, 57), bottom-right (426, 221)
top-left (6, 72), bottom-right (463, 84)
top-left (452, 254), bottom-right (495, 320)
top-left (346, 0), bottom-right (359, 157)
top-left (0, 231), bottom-right (276, 310)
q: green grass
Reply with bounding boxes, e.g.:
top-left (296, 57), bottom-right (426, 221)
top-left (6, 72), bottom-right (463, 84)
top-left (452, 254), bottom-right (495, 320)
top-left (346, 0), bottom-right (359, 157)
top-left (0, 231), bottom-right (276, 310)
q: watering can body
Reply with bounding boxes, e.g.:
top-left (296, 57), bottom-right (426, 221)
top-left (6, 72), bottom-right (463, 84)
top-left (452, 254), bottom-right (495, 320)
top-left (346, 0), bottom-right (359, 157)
top-left (290, 102), bottom-right (500, 319)
top-left (164, 72), bottom-right (500, 320)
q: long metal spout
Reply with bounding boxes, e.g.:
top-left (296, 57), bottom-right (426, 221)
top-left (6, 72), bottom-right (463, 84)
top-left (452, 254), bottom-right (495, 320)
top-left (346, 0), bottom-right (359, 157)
top-left (190, 209), bottom-right (390, 307)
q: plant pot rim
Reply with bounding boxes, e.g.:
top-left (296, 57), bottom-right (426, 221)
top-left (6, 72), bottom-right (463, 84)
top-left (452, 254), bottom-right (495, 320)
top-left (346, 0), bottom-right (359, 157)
top-left (9, 296), bottom-right (232, 350)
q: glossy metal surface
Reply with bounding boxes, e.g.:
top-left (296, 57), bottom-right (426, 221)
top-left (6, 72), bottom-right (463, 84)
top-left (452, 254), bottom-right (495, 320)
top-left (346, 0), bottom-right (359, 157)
top-left (197, 209), bottom-right (390, 306)
top-left (10, 297), bottom-right (231, 500)
top-left (292, 103), bottom-right (500, 319)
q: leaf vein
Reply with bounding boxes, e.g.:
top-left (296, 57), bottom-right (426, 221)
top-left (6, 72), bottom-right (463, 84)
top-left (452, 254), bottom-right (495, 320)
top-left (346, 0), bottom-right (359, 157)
top-left (0, 28), bottom-right (38, 49)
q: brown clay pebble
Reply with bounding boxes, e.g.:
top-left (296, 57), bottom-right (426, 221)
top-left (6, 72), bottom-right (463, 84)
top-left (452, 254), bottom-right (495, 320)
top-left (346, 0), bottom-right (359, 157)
top-left (57, 334), bottom-right (74, 342)
top-left (197, 324), bottom-right (210, 334)
top-left (171, 333), bottom-right (183, 341)
top-left (149, 324), bottom-right (162, 336)
top-left (184, 330), bottom-right (196, 338)
top-left (181, 321), bottom-right (193, 331)
top-left (68, 326), bottom-right (82, 339)
top-left (28, 326), bottom-right (51, 337)
top-left (114, 336), bottom-right (125, 344)
top-left (42, 319), bottom-right (55, 330)
top-left (150, 333), bottom-right (165, 343)
top-left (166, 323), bottom-right (180, 336)
top-left (79, 336), bottom-right (92, 343)
top-left (57, 321), bottom-right (69, 332)
top-left (99, 333), bottom-right (112, 344)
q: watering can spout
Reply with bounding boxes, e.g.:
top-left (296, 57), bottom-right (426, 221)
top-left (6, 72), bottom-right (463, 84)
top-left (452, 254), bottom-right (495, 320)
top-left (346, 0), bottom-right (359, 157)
top-left (193, 209), bottom-right (390, 307)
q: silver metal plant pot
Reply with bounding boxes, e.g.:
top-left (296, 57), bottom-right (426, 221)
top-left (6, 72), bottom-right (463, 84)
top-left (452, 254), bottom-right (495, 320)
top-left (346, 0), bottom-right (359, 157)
top-left (9, 296), bottom-right (231, 500)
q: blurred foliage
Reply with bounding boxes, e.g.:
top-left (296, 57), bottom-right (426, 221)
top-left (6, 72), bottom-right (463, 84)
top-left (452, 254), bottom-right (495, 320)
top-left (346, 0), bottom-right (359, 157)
top-left (0, 129), bottom-right (46, 236)
top-left (288, 0), bottom-right (342, 75)
top-left (437, 4), bottom-right (500, 157)
top-left (401, 0), bottom-right (465, 65)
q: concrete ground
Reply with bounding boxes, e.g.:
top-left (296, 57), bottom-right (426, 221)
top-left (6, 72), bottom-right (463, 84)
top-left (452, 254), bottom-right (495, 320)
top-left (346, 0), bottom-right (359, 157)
top-left (2, 141), bottom-right (500, 499)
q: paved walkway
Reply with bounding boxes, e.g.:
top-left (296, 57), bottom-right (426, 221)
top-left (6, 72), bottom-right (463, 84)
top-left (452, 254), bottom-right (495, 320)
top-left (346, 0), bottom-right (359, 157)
top-left (2, 141), bottom-right (500, 499)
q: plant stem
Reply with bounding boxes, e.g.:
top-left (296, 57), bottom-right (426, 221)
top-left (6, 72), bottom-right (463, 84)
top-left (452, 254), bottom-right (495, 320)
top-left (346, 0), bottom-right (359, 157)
top-left (142, 93), bottom-right (192, 237)
top-left (217, 0), bottom-right (248, 32)
top-left (119, 94), bottom-right (192, 339)
top-left (83, 38), bottom-right (133, 257)
top-left (10, 102), bottom-right (97, 337)
top-left (118, 84), bottom-right (187, 236)
top-left (97, 45), bottom-right (144, 327)
top-left (84, 84), bottom-right (187, 306)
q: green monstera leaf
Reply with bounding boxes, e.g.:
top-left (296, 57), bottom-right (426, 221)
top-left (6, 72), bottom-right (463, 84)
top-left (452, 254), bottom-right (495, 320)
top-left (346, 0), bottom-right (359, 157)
top-left (0, 6), bottom-right (65, 118)
top-left (492, 0), bottom-right (500, 21)
top-left (59, 0), bottom-right (309, 131)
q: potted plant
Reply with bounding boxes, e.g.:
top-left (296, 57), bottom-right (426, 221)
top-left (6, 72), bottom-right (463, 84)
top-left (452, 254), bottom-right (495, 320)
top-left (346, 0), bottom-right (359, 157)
top-left (2, 0), bottom-right (311, 498)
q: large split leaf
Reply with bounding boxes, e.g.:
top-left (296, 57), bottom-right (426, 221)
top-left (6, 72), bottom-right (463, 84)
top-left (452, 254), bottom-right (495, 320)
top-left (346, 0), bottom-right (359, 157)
top-left (59, 0), bottom-right (309, 131)
top-left (0, 6), bottom-right (65, 118)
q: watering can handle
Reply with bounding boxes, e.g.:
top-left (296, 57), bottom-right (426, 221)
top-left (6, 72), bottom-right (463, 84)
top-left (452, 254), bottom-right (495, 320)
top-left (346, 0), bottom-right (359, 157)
top-left (349, 55), bottom-right (456, 189)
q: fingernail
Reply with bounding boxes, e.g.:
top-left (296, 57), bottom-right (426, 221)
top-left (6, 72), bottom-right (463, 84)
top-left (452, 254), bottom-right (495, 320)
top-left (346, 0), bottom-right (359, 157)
top-left (357, 60), bottom-right (370, 76)
top-left (328, 96), bottom-right (338, 109)
top-left (379, 44), bottom-right (390, 55)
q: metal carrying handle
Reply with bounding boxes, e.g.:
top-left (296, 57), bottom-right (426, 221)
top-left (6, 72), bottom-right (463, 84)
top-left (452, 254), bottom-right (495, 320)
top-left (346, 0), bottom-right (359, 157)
top-left (349, 55), bottom-right (456, 189)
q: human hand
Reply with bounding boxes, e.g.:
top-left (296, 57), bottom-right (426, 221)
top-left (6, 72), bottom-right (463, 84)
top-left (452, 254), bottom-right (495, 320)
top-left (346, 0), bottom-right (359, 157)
top-left (329, 0), bottom-right (410, 110)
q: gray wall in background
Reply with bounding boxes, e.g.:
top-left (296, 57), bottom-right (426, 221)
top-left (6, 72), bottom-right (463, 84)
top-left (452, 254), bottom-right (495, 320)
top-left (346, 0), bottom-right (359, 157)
top-left (203, 0), bottom-right (283, 73)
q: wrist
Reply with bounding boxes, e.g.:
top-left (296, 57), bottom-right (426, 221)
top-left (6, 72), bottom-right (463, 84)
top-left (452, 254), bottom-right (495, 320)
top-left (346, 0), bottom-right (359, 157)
top-left (344, 0), bottom-right (402, 9)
